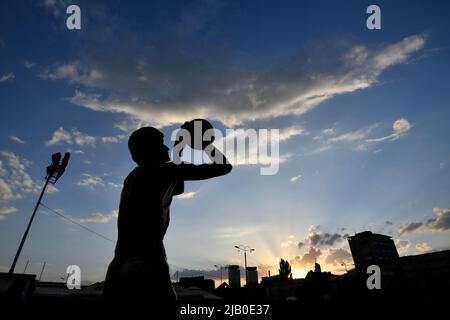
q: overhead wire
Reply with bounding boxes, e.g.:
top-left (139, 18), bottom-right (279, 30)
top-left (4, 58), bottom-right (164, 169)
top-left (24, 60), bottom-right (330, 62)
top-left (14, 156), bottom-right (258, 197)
top-left (40, 202), bottom-right (116, 244)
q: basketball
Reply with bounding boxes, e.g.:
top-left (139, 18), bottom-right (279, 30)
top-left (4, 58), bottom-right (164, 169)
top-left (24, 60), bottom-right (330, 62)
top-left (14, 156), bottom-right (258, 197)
top-left (182, 119), bottom-right (215, 150)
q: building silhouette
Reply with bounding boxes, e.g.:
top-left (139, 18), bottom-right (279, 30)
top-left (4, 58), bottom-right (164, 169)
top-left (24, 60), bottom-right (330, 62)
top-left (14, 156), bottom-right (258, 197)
top-left (400, 249), bottom-right (450, 302)
top-left (348, 231), bottom-right (402, 292)
top-left (2, 230), bottom-right (450, 305)
top-left (348, 231), bottom-right (399, 271)
top-left (227, 265), bottom-right (241, 288)
top-left (246, 267), bottom-right (258, 286)
top-left (177, 276), bottom-right (215, 293)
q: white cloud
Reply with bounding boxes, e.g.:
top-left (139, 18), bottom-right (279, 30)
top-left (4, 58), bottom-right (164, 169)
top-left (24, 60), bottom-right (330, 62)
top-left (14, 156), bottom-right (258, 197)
top-left (289, 174), bottom-right (302, 183)
top-left (46, 127), bottom-right (125, 147)
top-left (0, 150), bottom-right (40, 197)
top-left (38, 0), bottom-right (69, 17)
top-left (47, 207), bottom-right (118, 224)
top-left (77, 174), bottom-right (104, 187)
top-left (315, 128), bottom-right (336, 139)
top-left (280, 235), bottom-right (297, 248)
top-left (324, 248), bottom-right (353, 267)
top-left (43, 63), bottom-right (80, 80)
top-left (0, 160), bottom-right (7, 176)
top-left (176, 191), bottom-right (196, 199)
top-left (107, 182), bottom-right (122, 190)
top-left (373, 35), bottom-right (426, 69)
top-left (309, 123), bottom-right (379, 154)
top-left (46, 127), bottom-right (73, 146)
top-left (8, 135), bottom-right (26, 144)
top-left (0, 72), bottom-right (15, 82)
top-left (428, 208), bottom-right (450, 231)
top-left (291, 247), bottom-right (322, 269)
top-left (310, 118), bottom-right (413, 154)
top-left (363, 118), bottom-right (413, 146)
top-left (41, 34), bottom-right (425, 128)
top-left (44, 183), bottom-right (59, 194)
top-left (415, 242), bottom-right (432, 254)
top-left (328, 124), bottom-right (380, 144)
top-left (0, 178), bottom-right (14, 201)
top-left (77, 174), bottom-right (123, 190)
top-left (279, 126), bottom-right (306, 141)
top-left (45, 127), bottom-right (97, 146)
top-left (101, 135), bottom-right (126, 144)
top-left (0, 206), bottom-right (17, 220)
top-left (75, 210), bottom-right (118, 224)
top-left (392, 118), bottom-right (413, 137)
top-left (71, 128), bottom-right (97, 146)
top-left (395, 239), bottom-right (411, 256)
top-left (24, 61), bottom-right (35, 69)
top-left (0, 151), bottom-right (56, 221)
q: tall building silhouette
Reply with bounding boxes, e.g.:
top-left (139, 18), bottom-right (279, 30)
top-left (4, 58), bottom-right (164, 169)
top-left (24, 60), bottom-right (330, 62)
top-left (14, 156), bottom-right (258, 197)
top-left (348, 231), bottom-right (401, 291)
top-left (348, 231), bottom-right (399, 270)
top-left (246, 267), bottom-right (258, 285)
top-left (228, 265), bottom-right (241, 288)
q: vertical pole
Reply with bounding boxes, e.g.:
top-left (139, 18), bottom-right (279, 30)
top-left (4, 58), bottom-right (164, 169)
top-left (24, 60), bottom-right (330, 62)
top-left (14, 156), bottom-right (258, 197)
top-left (220, 267), bottom-right (223, 284)
top-left (9, 178), bottom-right (50, 274)
top-left (244, 251), bottom-right (248, 285)
top-left (38, 261), bottom-right (46, 281)
top-left (22, 260), bottom-right (29, 274)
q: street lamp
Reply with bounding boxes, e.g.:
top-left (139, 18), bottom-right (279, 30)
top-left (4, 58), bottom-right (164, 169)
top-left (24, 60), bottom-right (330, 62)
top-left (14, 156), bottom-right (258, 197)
top-left (234, 245), bottom-right (255, 286)
top-left (9, 152), bottom-right (70, 274)
top-left (214, 264), bottom-right (228, 284)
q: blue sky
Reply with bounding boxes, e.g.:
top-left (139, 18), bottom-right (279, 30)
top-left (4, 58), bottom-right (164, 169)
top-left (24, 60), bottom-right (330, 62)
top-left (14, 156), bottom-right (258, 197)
top-left (1, 0), bottom-right (450, 282)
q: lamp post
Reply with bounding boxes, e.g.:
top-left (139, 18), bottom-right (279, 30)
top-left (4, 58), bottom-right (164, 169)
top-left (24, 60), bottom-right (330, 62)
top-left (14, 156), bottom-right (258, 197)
top-left (214, 264), bottom-right (227, 284)
top-left (234, 245), bottom-right (255, 286)
top-left (9, 152), bottom-right (70, 274)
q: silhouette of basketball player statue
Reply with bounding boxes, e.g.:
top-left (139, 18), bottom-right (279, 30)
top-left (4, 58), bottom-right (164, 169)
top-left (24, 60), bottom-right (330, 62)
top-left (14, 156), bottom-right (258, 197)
top-left (104, 121), bottom-right (232, 305)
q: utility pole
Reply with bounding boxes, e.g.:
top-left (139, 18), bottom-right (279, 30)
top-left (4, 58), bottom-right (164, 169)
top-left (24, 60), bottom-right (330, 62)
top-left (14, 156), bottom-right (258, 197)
top-left (234, 245), bottom-right (255, 286)
top-left (9, 152), bottom-right (70, 274)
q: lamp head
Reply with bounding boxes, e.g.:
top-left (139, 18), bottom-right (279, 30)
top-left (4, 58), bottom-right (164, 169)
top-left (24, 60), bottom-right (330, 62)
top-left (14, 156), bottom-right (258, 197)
top-left (61, 152), bottom-right (70, 169)
top-left (52, 152), bottom-right (61, 166)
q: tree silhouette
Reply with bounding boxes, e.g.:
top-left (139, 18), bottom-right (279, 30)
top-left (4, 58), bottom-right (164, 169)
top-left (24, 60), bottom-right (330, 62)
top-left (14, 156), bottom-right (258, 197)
top-left (279, 258), bottom-right (292, 280)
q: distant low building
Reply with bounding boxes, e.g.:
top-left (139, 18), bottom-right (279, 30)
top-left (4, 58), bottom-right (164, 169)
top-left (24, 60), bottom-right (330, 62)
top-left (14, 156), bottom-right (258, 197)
top-left (260, 275), bottom-right (305, 300)
top-left (177, 276), bottom-right (215, 293)
top-left (400, 249), bottom-right (450, 302)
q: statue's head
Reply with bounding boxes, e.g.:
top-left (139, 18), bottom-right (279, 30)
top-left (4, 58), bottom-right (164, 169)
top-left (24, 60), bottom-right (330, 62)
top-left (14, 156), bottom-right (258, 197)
top-left (128, 127), bottom-right (170, 165)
